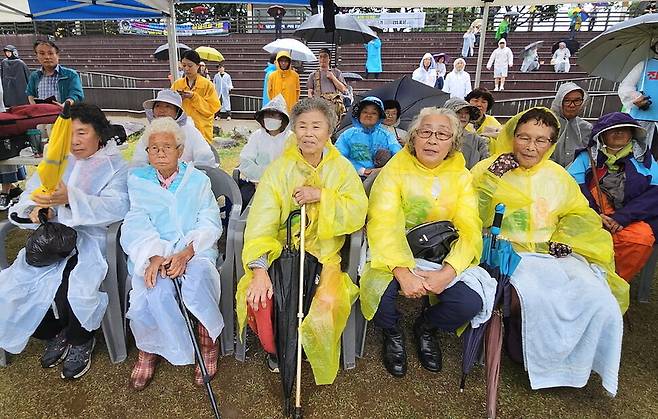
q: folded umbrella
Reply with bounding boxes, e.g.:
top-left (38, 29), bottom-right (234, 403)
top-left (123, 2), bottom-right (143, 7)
top-left (459, 204), bottom-right (521, 419)
top-left (32, 102), bottom-right (72, 199)
top-left (153, 42), bottom-right (191, 61)
top-left (195, 46), bottom-right (224, 62)
top-left (264, 38), bottom-right (316, 62)
top-left (579, 13), bottom-right (658, 82)
top-left (270, 208), bottom-right (320, 417)
top-left (294, 13), bottom-right (377, 45)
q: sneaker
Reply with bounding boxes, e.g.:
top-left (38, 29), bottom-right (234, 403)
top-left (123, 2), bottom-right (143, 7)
top-left (267, 353), bottom-right (279, 373)
top-left (493, 87), bottom-right (499, 92)
top-left (226, 116), bottom-right (231, 121)
top-left (0, 193), bottom-right (10, 211)
top-left (61, 336), bottom-right (95, 379)
top-left (40, 330), bottom-right (70, 368)
top-left (500, 86), bottom-right (505, 91)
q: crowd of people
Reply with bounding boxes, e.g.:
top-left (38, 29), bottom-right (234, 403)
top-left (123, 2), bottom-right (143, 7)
top-left (0, 19), bottom-right (655, 414)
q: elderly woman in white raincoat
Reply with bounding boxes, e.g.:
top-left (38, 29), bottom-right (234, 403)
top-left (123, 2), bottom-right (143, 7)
top-left (0, 103), bottom-right (129, 380)
top-left (552, 42), bottom-right (571, 73)
top-left (360, 107), bottom-right (495, 378)
top-left (520, 48), bottom-right (540, 73)
top-left (471, 107), bottom-right (627, 396)
top-left (236, 97), bottom-right (367, 385)
top-left (442, 58), bottom-right (472, 99)
top-left (412, 53), bottom-right (438, 88)
top-left (121, 117), bottom-right (223, 390)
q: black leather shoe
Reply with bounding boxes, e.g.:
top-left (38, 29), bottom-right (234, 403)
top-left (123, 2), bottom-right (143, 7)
top-left (382, 326), bottom-right (407, 377)
top-left (413, 316), bottom-right (442, 372)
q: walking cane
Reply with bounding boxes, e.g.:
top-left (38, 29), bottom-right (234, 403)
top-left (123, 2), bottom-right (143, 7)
top-left (294, 204), bottom-right (306, 419)
top-left (173, 277), bottom-right (222, 419)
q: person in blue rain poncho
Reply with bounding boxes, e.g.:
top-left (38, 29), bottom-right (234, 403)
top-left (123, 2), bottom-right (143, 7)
top-left (0, 103), bottom-right (129, 380)
top-left (120, 117), bottom-right (223, 391)
top-left (364, 38), bottom-right (382, 79)
top-left (335, 96), bottom-right (401, 176)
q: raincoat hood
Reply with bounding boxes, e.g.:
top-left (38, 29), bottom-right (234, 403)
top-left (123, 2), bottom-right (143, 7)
top-left (143, 89), bottom-right (187, 126)
top-left (494, 106), bottom-right (561, 166)
top-left (275, 50), bottom-right (293, 73)
top-left (351, 96), bottom-right (385, 130)
top-left (590, 112), bottom-right (649, 161)
top-left (3, 44), bottom-right (18, 59)
top-left (254, 94), bottom-right (290, 130)
top-left (550, 82), bottom-right (588, 118)
top-left (419, 53), bottom-right (437, 70)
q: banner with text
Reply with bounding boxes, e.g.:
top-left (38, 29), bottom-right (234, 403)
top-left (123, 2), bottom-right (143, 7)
top-left (119, 20), bottom-right (230, 36)
top-left (352, 12), bottom-right (426, 30)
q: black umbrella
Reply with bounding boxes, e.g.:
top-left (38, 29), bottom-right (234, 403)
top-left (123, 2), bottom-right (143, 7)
top-left (294, 13), bottom-right (377, 45)
top-left (552, 39), bottom-right (580, 55)
top-left (268, 5), bottom-right (286, 18)
top-left (342, 72), bottom-right (363, 81)
top-left (153, 42), bottom-right (191, 61)
top-left (337, 75), bottom-right (450, 134)
top-left (173, 277), bottom-right (221, 419)
top-left (270, 209), bottom-right (320, 417)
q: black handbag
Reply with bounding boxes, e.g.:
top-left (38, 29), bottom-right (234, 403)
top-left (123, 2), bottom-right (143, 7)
top-left (18, 208), bottom-right (77, 267)
top-left (405, 221), bottom-right (459, 265)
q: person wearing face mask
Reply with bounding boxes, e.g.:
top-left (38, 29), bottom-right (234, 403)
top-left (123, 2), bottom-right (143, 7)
top-left (442, 58), bottom-right (472, 99)
top-left (237, 95), bottom-right (291, 204)
top-left (569, 112), bottom-right (658, 282)
top-left (131, 89), bottom-right (216, 168)
top-left (335, 96), bottom-right (401, 177)
top-left (267, 51), bottom-right (300, 112)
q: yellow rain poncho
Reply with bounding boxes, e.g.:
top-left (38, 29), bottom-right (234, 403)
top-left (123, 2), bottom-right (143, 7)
top-left (470, 107), bottom-right (629, 313)
top-left (267, 51), bottom-right (301, 113)
top-left (32, 104), bottom-right (71, 198)
top-left (360, 147), bottom-right (483, 320)
top-left (236, 138), bottom-right (367, 385)
top-left (171, 75), bottom-right (220, 143)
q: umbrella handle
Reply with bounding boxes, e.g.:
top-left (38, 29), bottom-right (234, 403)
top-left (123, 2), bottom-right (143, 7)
top-left (295, 205), bottom-right (306, 412)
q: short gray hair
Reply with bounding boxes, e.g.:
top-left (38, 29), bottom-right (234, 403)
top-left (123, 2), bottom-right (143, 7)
top-left (142, 117), bottom-right (185, 147)
top-left (290, 97), bottom-right (338, 134)
top-left (405, 107), bottom-right (462, 158)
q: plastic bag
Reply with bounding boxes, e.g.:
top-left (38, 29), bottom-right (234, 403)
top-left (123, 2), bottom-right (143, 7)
top-left (25, 208), bottom-right (77, 267)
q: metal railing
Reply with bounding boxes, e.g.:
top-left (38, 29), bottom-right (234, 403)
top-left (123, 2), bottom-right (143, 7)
top-left (494, 92), bottom-right (622, 121)
top-left (79, 71), bottom-right (138, 89)
top-left (553, 77), bottom-right (620, 93)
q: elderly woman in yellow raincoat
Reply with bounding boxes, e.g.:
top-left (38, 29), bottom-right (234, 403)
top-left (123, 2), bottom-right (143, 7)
top-left (471, 107), bottom-right (627, 396)
top-left (361, 107), bottom-right (496, 378)
top-left (236, 97), bottom-right (367, 385)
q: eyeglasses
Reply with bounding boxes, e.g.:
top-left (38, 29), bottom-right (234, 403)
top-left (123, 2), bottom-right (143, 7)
top-left (415, 129), bottom-right (452, 141)
top-left (145, 144), bottom-right (181, 154)
top-left (514, 134), bottom-right (552, 147)
top-left (562, 98), bottom-right (584, 107)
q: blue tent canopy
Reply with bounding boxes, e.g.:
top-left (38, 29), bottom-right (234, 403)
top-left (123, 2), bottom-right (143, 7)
top-left (0, 0), bottom-right (311, 23)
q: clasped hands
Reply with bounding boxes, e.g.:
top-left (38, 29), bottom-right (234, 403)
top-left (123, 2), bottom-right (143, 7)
top-left (144, 244), bottom-right (195, 288)
top-left (393, 264), bottom-right (457, 299)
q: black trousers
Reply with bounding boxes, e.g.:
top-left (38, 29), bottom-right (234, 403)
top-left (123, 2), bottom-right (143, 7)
top-left (32, 254), bottom-right (95, 346)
